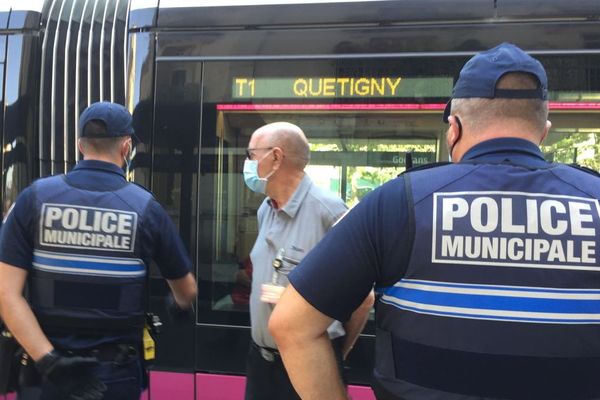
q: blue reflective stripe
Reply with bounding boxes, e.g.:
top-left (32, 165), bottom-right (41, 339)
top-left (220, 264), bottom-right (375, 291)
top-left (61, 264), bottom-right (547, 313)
top-left (33, 254), bottom-right (144, 272)
top-left (400, 279), bottom-right (600, 294)
top-left (32, 250), bottom-right (145, 278)
top-left (381, 279), bottom-right (600, 324)
top-left (379, 298), bottom-right (600, 324)
top-left (384, 286), bottom-right (600, 314)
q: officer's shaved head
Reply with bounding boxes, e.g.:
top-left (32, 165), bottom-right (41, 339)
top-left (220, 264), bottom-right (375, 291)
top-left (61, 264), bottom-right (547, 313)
top-left (254, 122), bottom-right (310, 170)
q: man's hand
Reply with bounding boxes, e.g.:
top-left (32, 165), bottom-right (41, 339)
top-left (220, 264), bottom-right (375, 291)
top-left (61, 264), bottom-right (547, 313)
top-left (166, 292), bottom-right (195, 323)
top-left (36, 350), bottom-right (106, 400)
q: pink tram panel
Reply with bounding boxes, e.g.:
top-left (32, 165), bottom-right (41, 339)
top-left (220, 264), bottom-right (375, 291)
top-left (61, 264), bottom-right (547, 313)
top-left (146, 371), bottom-right (375, 399)
top-left (1, 371), bottom-right (375, 400)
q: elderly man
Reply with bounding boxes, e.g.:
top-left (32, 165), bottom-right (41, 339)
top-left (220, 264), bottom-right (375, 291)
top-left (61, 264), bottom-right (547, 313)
top-left (270, 43), bottom-right (600, 399)
top-left (243, 122), bottom-right (373, 400)
top-left (0, 102), bottom-right (197, 400)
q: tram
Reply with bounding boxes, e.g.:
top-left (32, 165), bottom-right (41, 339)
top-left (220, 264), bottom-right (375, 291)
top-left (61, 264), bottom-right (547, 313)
top-left (0, 0), bottom-right (599, 398)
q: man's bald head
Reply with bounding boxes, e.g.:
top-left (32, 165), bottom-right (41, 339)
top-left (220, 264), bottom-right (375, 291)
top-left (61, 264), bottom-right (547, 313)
top-left (253, 122), bottom-right (310, 170)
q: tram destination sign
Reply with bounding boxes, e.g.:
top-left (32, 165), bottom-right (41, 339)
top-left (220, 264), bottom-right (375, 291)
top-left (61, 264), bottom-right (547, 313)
top-left (310, 151), bottom-right (435, 167)
top-left (232, 77), bottom-right (452, 99)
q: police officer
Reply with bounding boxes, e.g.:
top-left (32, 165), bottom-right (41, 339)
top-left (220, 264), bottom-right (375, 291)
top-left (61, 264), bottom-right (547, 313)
top-left (0, 102), bottom-right (197, 400)
top-left (269, 43), bottom-right (600, 399)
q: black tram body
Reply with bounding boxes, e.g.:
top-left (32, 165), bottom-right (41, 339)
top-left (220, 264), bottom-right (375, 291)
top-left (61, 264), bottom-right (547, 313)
top-left (0, 0), bottom-right (599, 396)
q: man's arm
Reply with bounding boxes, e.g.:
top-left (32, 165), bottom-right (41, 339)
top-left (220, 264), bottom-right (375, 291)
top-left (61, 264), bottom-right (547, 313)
top-left (0, 263), bottom-right (107, 400)
top-left (0, 262), bottom-right (53, 361)
top-left (341, 289), bottom-right (374, 360)
top-left (167, 272), bottom-right (197, 309)
top-left (269, 284), bottom-right (348, 400)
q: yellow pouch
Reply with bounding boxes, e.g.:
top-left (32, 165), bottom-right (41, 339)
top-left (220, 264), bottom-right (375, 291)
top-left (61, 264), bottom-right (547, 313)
top-left (143, 326), bottom-right (155, 361)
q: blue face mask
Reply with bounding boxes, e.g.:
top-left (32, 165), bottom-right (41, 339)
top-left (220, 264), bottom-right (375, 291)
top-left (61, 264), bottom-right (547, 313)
top-left (243, 152), bottom-right (275, 194)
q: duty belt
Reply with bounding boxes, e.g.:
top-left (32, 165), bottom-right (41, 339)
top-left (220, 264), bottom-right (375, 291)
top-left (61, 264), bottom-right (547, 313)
top-left (65, 343), bottom-right (138, 363)
top-left (19, 343), bottom-right (140, 387)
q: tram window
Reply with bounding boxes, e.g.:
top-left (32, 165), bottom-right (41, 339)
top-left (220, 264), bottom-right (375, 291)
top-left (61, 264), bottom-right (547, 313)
top-left (207, 111), bottom-right (438, 322)
top-left (1, 63), bottom-right (30, 221)
top-left (542, 129), bottom-right (600, 169)
top-left (193, 59), bottom-right (447, 327)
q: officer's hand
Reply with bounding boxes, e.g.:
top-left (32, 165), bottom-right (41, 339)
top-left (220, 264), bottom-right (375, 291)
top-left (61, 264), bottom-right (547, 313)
top-left (36, 350), bottom-right (107, 400)
top-left (165, 293), bottom-right (194, 323)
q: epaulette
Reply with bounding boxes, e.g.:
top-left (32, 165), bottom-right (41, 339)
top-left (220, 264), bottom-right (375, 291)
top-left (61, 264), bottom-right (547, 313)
top-left (398, 161), bottom-right (452, 177)
top-left (567, 163), bottom-right (600, 178)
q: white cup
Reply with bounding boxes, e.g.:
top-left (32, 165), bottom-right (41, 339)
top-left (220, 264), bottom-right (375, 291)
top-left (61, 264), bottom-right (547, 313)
top-left (260, 283), bottom-right (285, 304)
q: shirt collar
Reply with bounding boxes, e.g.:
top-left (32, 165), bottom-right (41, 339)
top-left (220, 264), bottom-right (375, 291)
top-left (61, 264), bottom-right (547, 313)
top-left (461, 137), bottom-right (548, 167)
top-left (72, 159), bottom-right (126, 178)
top-left (268, 174), bottom-right (312, 218)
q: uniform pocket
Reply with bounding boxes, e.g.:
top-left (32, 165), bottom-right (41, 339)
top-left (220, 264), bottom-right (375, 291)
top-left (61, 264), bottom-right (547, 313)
top-left (100, 376), bottom-right (141, 400)
top-left (95, 358), bottom-right (143, 400)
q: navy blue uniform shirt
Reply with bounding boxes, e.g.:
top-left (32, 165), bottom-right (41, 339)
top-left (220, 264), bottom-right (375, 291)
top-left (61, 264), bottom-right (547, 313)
top-left (0, 160), bottom-right (192, 348)
top-left (289, 137), bottom-right (549, 322)
top-left (290, 137), bottom-right (600, 399)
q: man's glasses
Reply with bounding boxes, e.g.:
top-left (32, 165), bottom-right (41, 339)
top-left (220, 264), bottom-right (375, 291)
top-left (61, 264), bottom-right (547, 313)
top-left (245, 147), bottom-right (273, 160)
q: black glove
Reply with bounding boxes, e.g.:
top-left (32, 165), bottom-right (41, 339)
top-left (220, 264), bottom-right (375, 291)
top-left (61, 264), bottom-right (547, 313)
top-left (36, 350), bottom-right (107, 400)
top-left (165, 293), bottom-right (194, 323)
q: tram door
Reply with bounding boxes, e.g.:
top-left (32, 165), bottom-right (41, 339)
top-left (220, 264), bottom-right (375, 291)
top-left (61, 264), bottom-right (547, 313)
top-left (151, 55), bottom-right (600, 376)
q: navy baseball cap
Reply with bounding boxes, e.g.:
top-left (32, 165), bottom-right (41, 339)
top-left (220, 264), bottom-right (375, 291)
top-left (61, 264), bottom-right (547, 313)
top-left (443, 43), bottom-right (548, 122)
top-left (79, 101), bottom-right (140, 142)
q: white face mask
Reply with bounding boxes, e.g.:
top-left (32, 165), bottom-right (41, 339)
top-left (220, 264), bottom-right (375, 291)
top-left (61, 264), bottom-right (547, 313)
top-left (243, 150), bottom-right (275, 194)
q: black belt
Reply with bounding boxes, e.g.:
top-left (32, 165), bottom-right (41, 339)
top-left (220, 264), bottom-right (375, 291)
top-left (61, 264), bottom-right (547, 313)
top-left (252, 337), bottom-right (344, 363)
top-left (65, 343), bottom-right (139, 363)
top-left (251, 340), bottom-right (280, 362)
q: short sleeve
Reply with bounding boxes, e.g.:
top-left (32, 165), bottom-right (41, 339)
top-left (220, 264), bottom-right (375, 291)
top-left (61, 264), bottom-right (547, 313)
top-left (328, 197), bottom-right (349, 226)
top-left (0, 187), bottom-right (36, 270)
top-left (288, 178), bottom-right (411, 322)
top-left (143, 200), bottom-right (193, 279)
top-left (314, 191), bottom-right (348, 231)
